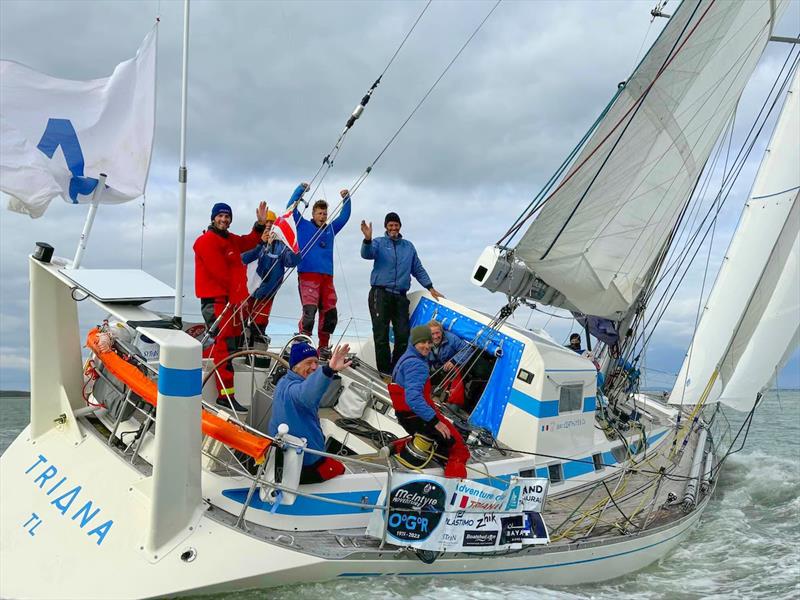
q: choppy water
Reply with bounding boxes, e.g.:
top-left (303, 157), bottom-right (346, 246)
top-left (1, 391), bottom-right (798, 599)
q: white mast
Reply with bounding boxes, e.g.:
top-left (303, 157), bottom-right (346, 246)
top-left (173, 0), bottom-right (190, 324)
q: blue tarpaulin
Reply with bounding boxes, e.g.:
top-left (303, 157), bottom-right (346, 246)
top-left (409, 298), bottom-right (524, 436)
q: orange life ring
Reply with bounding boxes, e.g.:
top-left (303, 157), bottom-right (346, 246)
top-left (86, 328), bottom-right (270, 463)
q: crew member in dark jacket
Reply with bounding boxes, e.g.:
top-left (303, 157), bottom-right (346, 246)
top-left (241, 209), bottom-right (300, 340)
top-left (194, 201), bottom-right (267, 413)
top-left (360, 212), bottom-right (443, 376)
top-left (389, 326), bottom-right (469, 479)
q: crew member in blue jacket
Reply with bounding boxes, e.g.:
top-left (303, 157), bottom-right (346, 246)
top-left (241, 210), bottom-right (300, 341)
top-left (269, 342), bottom-right (351, 484)
top-left (428, 320), bottom-right (469, 372)
top-left (288, 183), bottom-right (352, 355)
top-left (360, 212), bottom-right (444, 376)
top-left (390, 326), bottom-right (469, 478)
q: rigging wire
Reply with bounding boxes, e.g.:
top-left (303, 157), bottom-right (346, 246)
top-left (208, 2), bottom-right (504, 346)
top-left (347, 0), bottom-right (503, 197)
top-left (538, 0), bottom-right (712, 260)
top-left (632, 51), bottom-right (799, 360)
top-left (500, 0), bottom-right (711, 250)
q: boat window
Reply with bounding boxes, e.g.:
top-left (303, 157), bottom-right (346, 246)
top-left (434, 344), bottom-right (497, 417)
top-left (558, 384), bottom-right (583, 413)
top-left (547, 463), bottom-right (563, 484)
top-left (592, 453), bottom-right (603, 471)
top-left (611, 445), bottom-right (628, 463)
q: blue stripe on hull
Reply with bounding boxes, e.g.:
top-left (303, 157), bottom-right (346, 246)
top-left (222, 488), bottom-right (380, 516)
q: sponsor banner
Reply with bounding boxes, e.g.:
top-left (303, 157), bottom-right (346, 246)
top-left (367, 473), bottom-right (550, 552)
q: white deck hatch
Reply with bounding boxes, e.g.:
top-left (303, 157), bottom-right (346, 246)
top-left (60, 268), bottom-right (175, 303)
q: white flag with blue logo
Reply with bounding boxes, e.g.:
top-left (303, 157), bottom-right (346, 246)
top-left (0, 28), bottom-right (156, 218)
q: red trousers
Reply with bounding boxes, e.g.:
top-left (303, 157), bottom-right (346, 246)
top-left (201, 298), bottom-right (242, 397)
top-left (298, 272), bottom-right (338, 349)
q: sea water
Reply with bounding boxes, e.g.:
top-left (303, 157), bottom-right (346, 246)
top-left (1, 391), bottom-right (798, 599)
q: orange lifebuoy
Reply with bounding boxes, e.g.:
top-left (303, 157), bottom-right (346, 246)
top-left (86, 328), bottom-right (270, 463)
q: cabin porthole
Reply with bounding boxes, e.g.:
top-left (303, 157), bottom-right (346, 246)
top-left (180, 548), bottom-right (197, 563)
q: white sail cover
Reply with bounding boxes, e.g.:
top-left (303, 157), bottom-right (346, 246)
top-left (515, 0), bottom-right (787, 318)
top-left (670, 67), bottom-right (800, 410)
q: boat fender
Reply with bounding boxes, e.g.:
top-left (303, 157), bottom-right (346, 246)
top-left (86, 327), bottom-right (272, 463)
top-left (414, 549), bottom-right (441, 564)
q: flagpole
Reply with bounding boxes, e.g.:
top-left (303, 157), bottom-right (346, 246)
top-left (72, 173), bottom-right (106, 268)
top-left (173, 0), bottom-right (190, 326)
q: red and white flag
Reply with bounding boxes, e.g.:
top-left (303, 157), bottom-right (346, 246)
top-left (272, 208), bottom-right (299, 253)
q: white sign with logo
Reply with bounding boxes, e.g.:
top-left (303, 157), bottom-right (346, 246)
top-left (367, 474), bottom-right (550, 552)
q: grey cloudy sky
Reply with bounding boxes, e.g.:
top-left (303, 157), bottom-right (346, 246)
top-left (1, 0), bottom-right (798, 391)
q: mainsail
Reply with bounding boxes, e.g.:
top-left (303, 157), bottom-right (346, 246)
top-left (670, 67), bottom-right (800, 410)
top-left (514, 0), bottom-right (788, 319)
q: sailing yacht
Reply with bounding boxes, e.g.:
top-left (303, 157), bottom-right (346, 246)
top-left (0, 1), bottom-right (797, 598)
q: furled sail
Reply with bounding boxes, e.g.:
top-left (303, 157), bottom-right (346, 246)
top-left (514, 0), bottom-right (788, 319)
top-left (670, 67), bottom-right (799, 410)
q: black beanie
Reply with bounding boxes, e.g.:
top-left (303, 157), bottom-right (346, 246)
top-left (384, 212), bottom-right (401, 227)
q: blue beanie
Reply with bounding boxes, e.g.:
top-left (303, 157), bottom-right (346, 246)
top-left (289, 342), bottom-right (318, 369)
top-left (211, 202), bottom-right (232, 221)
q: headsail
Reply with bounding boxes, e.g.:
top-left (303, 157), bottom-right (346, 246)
top-left (513, 0), bottom-right (788, 319)
top-left (670, 66), bottom-right (800, 410)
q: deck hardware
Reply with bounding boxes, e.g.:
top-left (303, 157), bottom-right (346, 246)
top-left (54, 413), bottom-right (67, 425)
top-left (180, 548), bottom-right (197, 563)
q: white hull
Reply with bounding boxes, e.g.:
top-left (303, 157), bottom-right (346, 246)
top-left (1, 420), bottom-right (708, 599)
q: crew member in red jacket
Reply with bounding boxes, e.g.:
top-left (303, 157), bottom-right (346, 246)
top-left (194, 200), bottom-right (267, 413)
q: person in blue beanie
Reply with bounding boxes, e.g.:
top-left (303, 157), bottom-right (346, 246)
top-left (241, 209), bottom-right (300, 341)
top-left (361, 212), bottom-right (444, 376)
top-left (287, 183), bottom-right (352, 356)
top-left (269, 342), bottom-right (351, 484)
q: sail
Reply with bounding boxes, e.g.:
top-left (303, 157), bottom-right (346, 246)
top-left (670, 67), bottom-right (800, 410)
top-left (514, 0), bottom-right (787, 319)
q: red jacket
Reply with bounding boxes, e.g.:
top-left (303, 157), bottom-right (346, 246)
top-left (193, 224), bottom-right (263, 304)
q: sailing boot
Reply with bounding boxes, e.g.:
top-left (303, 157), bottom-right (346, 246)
top-left (216, 395), bottom-right (248, 414)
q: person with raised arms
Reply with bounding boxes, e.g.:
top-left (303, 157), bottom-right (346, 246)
top-left (288, 183), bottom-right (352, 358)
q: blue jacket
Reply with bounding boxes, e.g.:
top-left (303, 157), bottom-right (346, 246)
top-left (429, 330), bottom-right (469, 370)
top-left (392, 346), bottom-right (436, 422)
top-left (287, 184), bottom-right (351, 275)
top-left (241, 239), bottom-right (300, 300)
top-left (269, 366), bottom-right (335, 466)
top-left (360, 234), bottom-right (432, 294)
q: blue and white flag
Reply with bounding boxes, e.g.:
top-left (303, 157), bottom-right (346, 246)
top-left (0, 28), bottom-right (156, 218)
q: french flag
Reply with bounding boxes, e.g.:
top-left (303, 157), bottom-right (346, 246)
top-left (450, 493), bottom-right (469, 509)
top-left (272, 208), bottom-right (299, 253)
